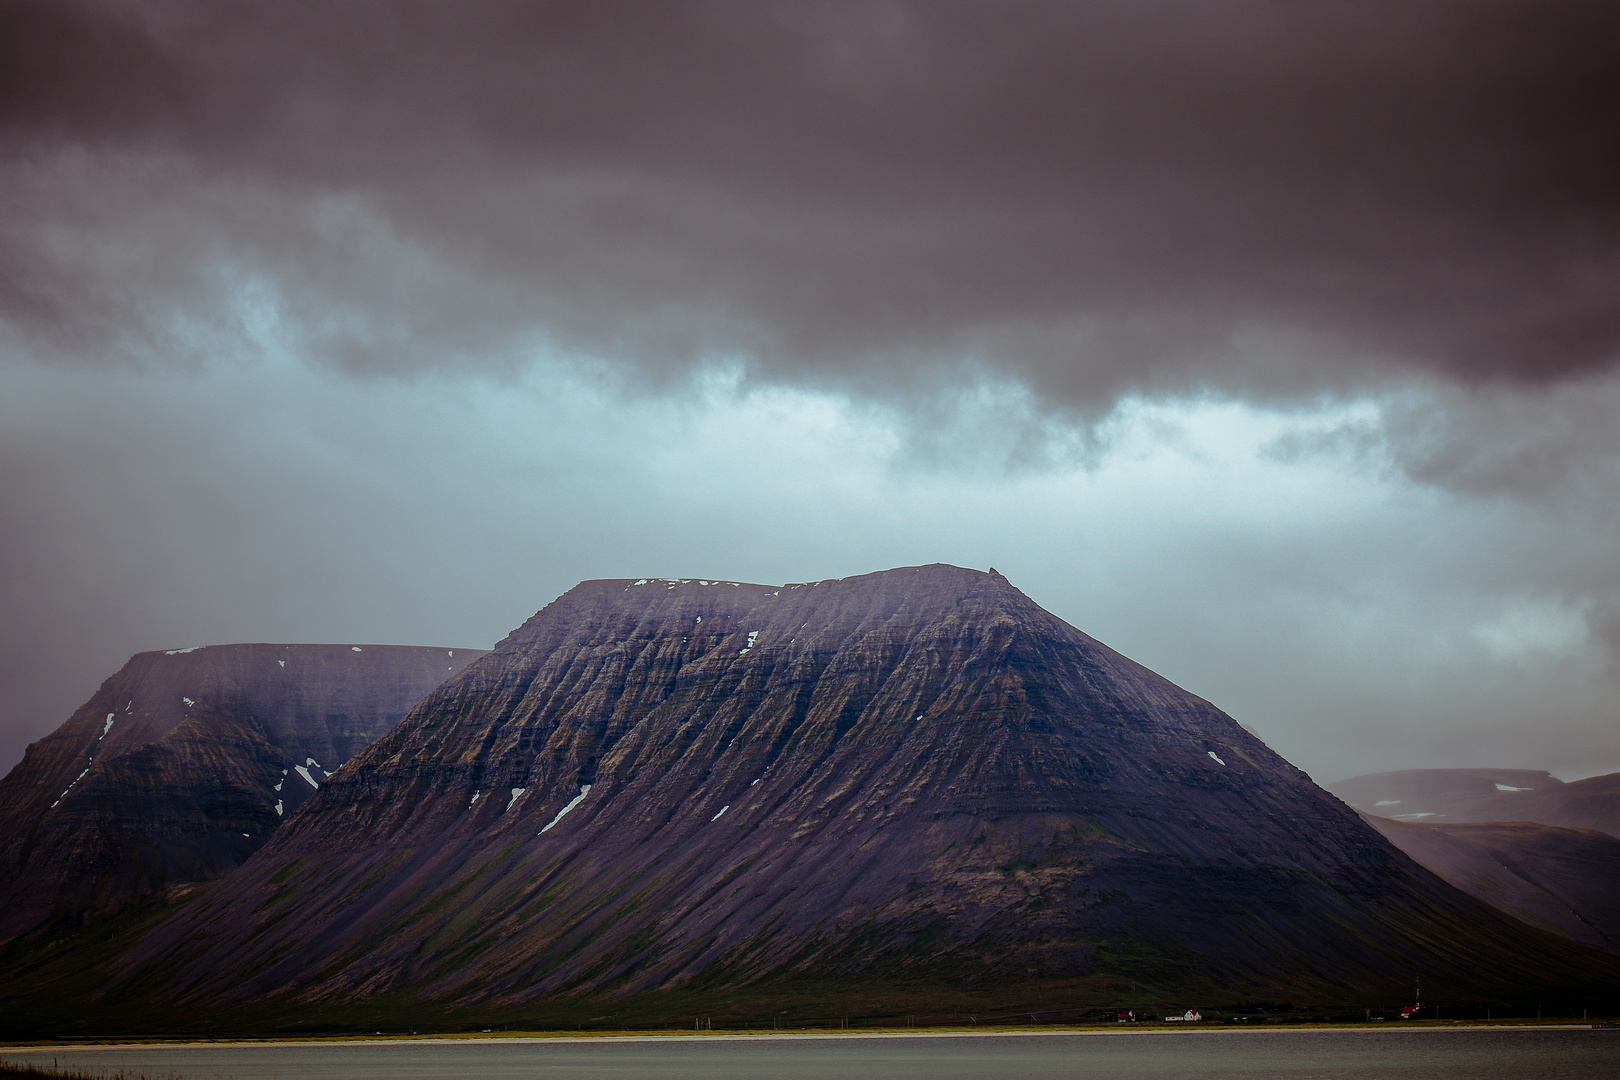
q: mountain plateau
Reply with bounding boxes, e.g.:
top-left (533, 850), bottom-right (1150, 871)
top-left (78, 566), bottom-right (1616, 1027)
top-left (0, 643), bottom-right (483, 946)
top-left (1330, 769), bottom-right (1620, 840)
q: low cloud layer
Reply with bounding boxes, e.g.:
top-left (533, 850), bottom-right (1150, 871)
top-left (4, 356), bottom-right (1619, 783)
top-left (4, 1), bottom-right (1619, 401)
top-left (4, 2), bottom-right (1620, 783)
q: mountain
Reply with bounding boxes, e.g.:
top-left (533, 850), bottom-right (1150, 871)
top-left (0, 644), bottom-right (484, 946)
top-left (71, 567), bottom-right (1620, 1024)
top-left (1330, 768), bottom-right (1620, 838)
top-left (1361, 815), bottom-right (1620, 954)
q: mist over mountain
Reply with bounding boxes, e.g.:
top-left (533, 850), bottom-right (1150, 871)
top-left (59, 565), bottom-right (1611, 1029)
top-left (1361, 815), bottom-right (1620, 955)
top-left (1331, 769), bottom-right (1620, 838)
top-left (6, 2), bottom-right (1620, 1037)
top-left (7, 1), bottom-right (1620, 825)
top-left (0, 643), bottom-right (483, 946)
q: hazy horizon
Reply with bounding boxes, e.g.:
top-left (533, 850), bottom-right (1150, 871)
top-left (5, 1), bottom-right (1620, 785)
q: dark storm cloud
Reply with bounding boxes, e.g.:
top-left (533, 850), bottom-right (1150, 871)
top-left (3, 0), bottom-right (1619, 403)
top-left (7, 0), bottom-right (1620, 786)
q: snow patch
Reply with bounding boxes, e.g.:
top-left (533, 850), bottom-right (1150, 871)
top-left (163, 646), bottom-right (202, 655)
top-left (739, 630), bottom-right (760, 654)
top-left (274, 780), bottom-right (282, 792)
top-left (278, 660), bottom-right (286, 668)
top-left (294, 765), bottom-right (319, 789)
top-left (711, 805), bottom-right (729, 821)
top-left (751, 779), bottom-right (760, 786)
top-left (51, 765), bottom-right (93, 808)
top-left (540, 784), bottom-right (592, 833)
top-left (101, 714), bottom-right (114, 738)
top-left (182, 697), bottom-right (194, 707)
top-left (1495, 783), bottom-right (1531, 792)
top-left (634, 579), bottom-right (649, 586)
top-left (274, 800), bottom-right (284, 816)
top-left (352, 646), bottom-right (362, 652)
top-left (306, 756), bottom-right (322, 768)
top-left (506, 787), bottom-right (526, 811)
top-left (469, 790), bottom-right (481, 808)
top-left (1207, 751), bottom-right (1226, 765)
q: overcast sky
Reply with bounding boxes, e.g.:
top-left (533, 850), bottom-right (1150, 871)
top-left (4, 0), bottom-right (1620, 784)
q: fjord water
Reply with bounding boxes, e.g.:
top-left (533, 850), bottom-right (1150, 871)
top-left (7, 1030), bottom-right (1619, 1080)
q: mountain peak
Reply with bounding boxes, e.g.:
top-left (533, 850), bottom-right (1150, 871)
top-left (493, 564), bottom-right (1036, 659)
top-left (96, 570), bottom-right (1620, 1017)
top-left (0, 643), bottom-right (484, 945)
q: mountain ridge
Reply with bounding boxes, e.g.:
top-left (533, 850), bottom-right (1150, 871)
top-left (85, 565), bottom-right (1616, 1021)
top-left (0, 643), bottom-right (484, 945)
top-left (1331, 768), bottom-right (1620, 839)
top-left (1360, 814), bottom-right (1620, 954)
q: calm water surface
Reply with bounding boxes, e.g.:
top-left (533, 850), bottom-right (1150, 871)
top-left (6, 1028), bottom-right (1619, 1080)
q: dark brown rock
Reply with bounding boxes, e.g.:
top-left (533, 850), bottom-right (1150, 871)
top-left (103, 567), bottom-right (1620, 1013)
top-left (0, 643), bottom-right (484, 944)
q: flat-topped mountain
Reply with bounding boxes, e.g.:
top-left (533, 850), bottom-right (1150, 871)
top-left (1331, 768), bottom-right (1620, 838)
top-left (0, 643), bottom-right (484, 945)
top-left (99, 566), bottom-right (1616, 1022)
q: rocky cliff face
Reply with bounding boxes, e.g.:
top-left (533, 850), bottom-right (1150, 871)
top-left (1362, 815), bottom-right (1620, 954)
top-left (0, 644), bottom-right (483, 944)
top-left (109, 567), bottom-right (1619, 1013)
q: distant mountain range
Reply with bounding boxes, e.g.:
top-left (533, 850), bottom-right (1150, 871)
top-left (1359, 816), bottom-right (1620, 954)
top-left (2, 568), bottom-right (1616, 1035)
top-left (0, 644), bottom-right (483, 946)
top-left (1330, 768), bottom-right (1620, 836)
top-left (1328, 769), bottom-right (1620, 958)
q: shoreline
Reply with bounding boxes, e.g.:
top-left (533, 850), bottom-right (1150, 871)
top-left (1, 1023), bottom-right (1601, 1052)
